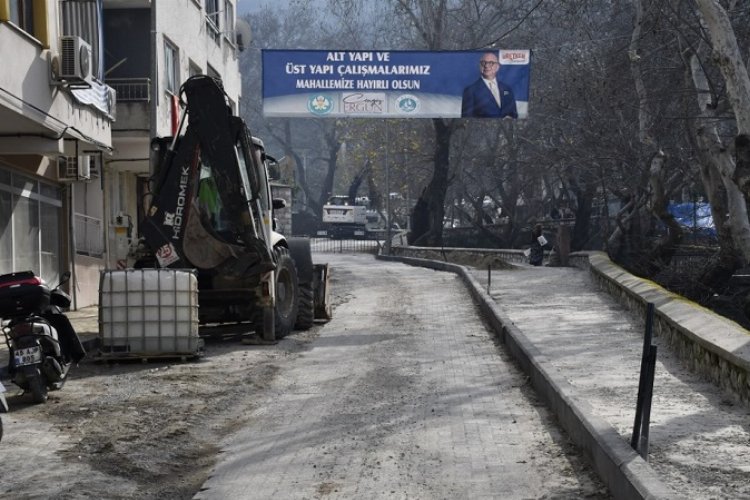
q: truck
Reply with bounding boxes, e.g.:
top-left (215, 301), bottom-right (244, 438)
top-left (130, 75), bottom-right (329, 342)
top-left (320, 195), bottom-right (376, 239)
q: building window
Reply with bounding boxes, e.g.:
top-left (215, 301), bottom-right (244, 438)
top-left (225, 1), bottom-right (234, 42)
top-left (73, 182), bottom-right (104, 258)
top-left (206, 0), bottom-right (219, 27)
top-left (9, 0), bottom-right (34, 35)
top-left (206, 64), bottom-right (221, 86)
top-left (0, 167), bottom-right (63, 285)
top-left (205, 0), bottom-right (220, 43)
top-left (164, 39), bottom-right (179, 94)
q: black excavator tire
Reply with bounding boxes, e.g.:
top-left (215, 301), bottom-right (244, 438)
top-left (272, 246), bottom-right (299, 339)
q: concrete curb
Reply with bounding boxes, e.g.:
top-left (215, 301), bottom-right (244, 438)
top-left (393, 246), bottom-right (750, 403)
top-left (378, 254), bottom-right (676, 500)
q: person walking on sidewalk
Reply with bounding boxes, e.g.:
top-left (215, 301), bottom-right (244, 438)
top-left (529, 224), bottom-right (547, 266)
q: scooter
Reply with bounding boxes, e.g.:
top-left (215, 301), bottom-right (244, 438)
top-left (0, 271), bottom-right (85, 404)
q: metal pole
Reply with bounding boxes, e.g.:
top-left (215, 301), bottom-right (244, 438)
top-left (631, 302), bottom-right (655, 450)
top-left (638, 344), bottom-right (658, 460)
top-left (68, 184), bottom-right (78, 310)
top-left (150, 2), bottom-right (158, 170)
top-left (385, 120), bottom-right (391, 255)
top-left (487, 264), bottom-right (491, 294)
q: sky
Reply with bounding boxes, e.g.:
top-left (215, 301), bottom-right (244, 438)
top-left (238, 0), bottom-right (295, 15)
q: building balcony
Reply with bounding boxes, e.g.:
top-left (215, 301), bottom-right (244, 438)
top-left (107, 78), bottom-right (150, 132)
top-left (107, 78), bottom-right (150, 102)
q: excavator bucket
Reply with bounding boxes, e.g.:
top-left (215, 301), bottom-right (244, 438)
top-left (312, 264), bottom-right (331, 320)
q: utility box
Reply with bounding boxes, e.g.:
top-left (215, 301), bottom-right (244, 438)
top-left (98, 269), bottom-right (202, 359)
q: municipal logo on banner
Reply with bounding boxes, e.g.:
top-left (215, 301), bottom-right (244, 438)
top-left (342, 92), bottom-right (386, 114)
top-left (307, 94), bottom-right (334, 115)
top-left (396, 94), bottom-right (420, 113)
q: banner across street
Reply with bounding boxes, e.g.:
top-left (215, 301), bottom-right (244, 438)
top-left (262, 49), bottom-right (531, 119)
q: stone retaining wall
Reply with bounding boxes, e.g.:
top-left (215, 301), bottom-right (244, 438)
top-left (391, 245), bottom-right (750, 403)
top-left (584, 251), bottom-right (750, 404)
top-left (391, 246), bottom-right (531, 265)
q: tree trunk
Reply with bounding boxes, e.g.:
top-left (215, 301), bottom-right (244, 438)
top-left (571, 193), bottom-right (593, 252)
top-left (347, 160), bottom-right (371, 204)
top-left (566, 171), bottom-right (594, 251)
top-left (694, 0), bottom-right (750, 135)
top-left (408, 119), bottom-right (453, 246)
top-left (732, 134), bottom-right (750, 198)
top-left (316, 137), bottom-right (342, 218)
top-left (608, 0), bottom-right (678, 276)
top-left (644, 151), bottom-right (683, 275)
top-left (688, 51), bottom-right (750, 265)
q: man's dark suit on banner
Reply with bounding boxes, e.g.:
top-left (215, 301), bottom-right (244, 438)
top-left (461, 52), bottom-right (518, 119)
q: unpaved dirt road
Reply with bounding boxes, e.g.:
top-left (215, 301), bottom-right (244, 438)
top-left (0, 254), bottom-right (606, 499)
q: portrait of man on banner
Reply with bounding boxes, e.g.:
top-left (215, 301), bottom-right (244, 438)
top-left (461, 51), bottom-right (518, 119)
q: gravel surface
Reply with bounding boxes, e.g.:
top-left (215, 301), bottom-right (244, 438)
top-left (0, 322), bottom-right (318, 498)
top-left (198, 254), bottom-right (607, 499)
top-left (0, 253), bottom-right (607, 499)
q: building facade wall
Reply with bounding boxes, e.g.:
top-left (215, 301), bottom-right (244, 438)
top-left (1, 2), bottom-right (114, 308)
top-left (104, 0), bottom-right (243, 269)
top-left (0, 14), bottom-right (113, 149)
top-left (153, 0), bottom-right (241, 138)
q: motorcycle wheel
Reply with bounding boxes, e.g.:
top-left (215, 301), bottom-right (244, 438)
top-left (26, 368), bottom-right (49, 404)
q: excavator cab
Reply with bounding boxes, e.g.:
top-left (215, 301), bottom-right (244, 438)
top-left (132, 75), bottom-right (330, 340)
top-left (141, 76), bottom-right (275, 276)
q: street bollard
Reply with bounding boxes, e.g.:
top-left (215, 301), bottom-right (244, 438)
top-left (638, 344), bottom-right (658, 460)
top-left (631, 302), bottom-right (657, 458)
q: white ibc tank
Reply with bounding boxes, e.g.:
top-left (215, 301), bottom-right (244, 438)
top-left (99, 269), bottom-right (202, 357)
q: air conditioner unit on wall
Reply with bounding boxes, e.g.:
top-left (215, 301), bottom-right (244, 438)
top-left (78, 155), bottom-right (91, 180)
top-left (83, 151), bottom-right (101, 179)
top-left (105, 86), bottom-right (117, 120)
top-left (57, 155), bottom-right (91, 183)
top-left (59, 36), bottom-right (93, 84)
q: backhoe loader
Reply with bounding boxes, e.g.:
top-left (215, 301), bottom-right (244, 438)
top-left (131, 75), bottom-right (330, 341)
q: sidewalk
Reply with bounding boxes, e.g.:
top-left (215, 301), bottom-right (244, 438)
top-left (65, 305), bottom-right (100, 350)
top-left (474, 262), bottom-right (750, 498)
top-left (383, 253), bottom-right (750, 499)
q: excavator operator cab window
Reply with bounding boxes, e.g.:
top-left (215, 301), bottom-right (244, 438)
top-left (197, 159), bottom-right (229, 232)
top-left (247, 142), bottom-right (271, 213)
top-left (233, 142), bottom-right (254, 206)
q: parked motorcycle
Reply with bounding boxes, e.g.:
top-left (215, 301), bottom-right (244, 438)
top-left (0, 271), bottom-right (85, 404)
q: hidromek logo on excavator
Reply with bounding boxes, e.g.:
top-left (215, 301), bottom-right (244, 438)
top-left (163, 166), bottom-right (191, 240)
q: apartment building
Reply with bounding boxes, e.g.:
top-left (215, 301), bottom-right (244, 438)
top-left (0, 0), bottom-right (243, 309)
top-left (0, 0), bottom-right (116, 308)
top-left (103, 0), bottom-right (243, 269)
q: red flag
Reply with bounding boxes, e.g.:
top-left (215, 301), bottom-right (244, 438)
top-left (171, 95), bottom-right (180, 135)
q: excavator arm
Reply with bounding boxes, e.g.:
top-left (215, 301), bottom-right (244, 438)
top-left (134, 75), bottom-right (330, 337)
top-left (140, 75), bottom-right (275, 277)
